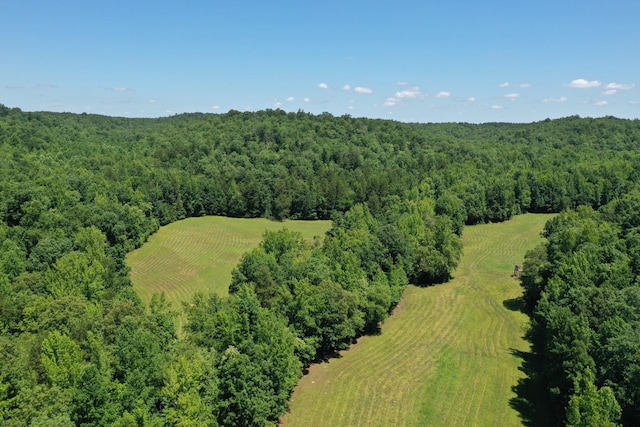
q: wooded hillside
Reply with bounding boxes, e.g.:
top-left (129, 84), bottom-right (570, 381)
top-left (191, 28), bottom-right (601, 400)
top-left (1, 104), bottom-right (639, 426)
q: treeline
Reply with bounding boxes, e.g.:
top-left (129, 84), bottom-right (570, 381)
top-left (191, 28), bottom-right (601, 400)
top-left (522, 190), bottom-right (640, 426)
top-left (3, 106), bottom-right (640, 233)
top-left (1, 104), bottom-right (640, 425)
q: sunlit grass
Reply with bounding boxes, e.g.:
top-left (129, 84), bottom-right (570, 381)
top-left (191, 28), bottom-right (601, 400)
top-left (126, 216), bottom-right (331, 332)
top-left (282, 214), bottom-right (551, 427)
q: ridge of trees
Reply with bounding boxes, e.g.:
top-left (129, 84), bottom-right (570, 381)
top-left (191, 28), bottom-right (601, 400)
top-left (1, 103), bottom-right (640, 425)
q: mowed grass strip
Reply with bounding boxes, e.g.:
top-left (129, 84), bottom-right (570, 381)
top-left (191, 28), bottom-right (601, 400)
top-left (281, 213), bottom-right (551, 427)
top-left (126, 216), bottom-right (331, 329)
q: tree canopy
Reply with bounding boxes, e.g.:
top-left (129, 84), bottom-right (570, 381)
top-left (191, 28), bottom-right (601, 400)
top-left (1, 104), bottom-right (640, 425)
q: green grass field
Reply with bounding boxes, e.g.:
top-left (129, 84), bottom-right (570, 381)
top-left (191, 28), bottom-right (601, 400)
top-left (281, 213), bottom-right (552, 427)
top-left (126, 216), bottom-right (331, 330)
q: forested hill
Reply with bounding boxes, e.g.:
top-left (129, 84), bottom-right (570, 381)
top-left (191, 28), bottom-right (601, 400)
top-left (1, 104), bottom-right (640, 426)
top-left (3, 106), bottom-right (640, 233)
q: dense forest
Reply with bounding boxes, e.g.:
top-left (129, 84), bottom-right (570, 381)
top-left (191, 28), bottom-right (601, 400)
top-left (1, 103), bottom-right (640, 426)
top-left (521, 192), bottom-right (640, 426)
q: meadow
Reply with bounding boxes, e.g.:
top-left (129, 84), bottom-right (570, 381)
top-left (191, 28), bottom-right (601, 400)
top-left (126, 216), bottom-right (331, 325)
top-left (281, 213), bottom-right (551, 426)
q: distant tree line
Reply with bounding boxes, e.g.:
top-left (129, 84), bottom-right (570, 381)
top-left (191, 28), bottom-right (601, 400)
top-left (1, 103), bottom-right (640, 425)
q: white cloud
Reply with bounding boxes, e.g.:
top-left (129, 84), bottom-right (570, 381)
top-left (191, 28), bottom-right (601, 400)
top-left (606, 82), bottom-right (635, 90)
top-left (593, 99), bottom-right (608, 106)
top-left (564, 78), bottom-right (602, 88)
top-left (303, 97), bottom-right (310, 103)
top-left (396, 86), bottom-right (422, 99)
top-left (468, 97), bottom-right (476, 102)
top-left (286, 96), bottom-right (295, 102)
top-left (354, 86), bottom-right (373, 94)
top-left (543, 96), bottom-right (568, 103)
top-left (149, 99), bottom-right (157, 103)
top-left (318, 83), bottom-right (329, 89)
top-left (599, 82), bottom-right (635, 95)
top-left (504, 93), bottom-right (520, 99)
top-left (436, 91), bottom-right (451, 98)
top-left (111, 86), bottom-right (130, 92)
top-left (342, 84), bottom-right (351, 91)
top-left (491, 105), bottom-right (503, 109)
top-left (384, 86), bottom-right (424, 106)
top-left (500, 82), bottom-right (531, 88)
top-left (397, 81), bottom-right (410, 86)
top-left (212, 105), bottom-right (220, 110)
top-left (273, 102), bottom-right (282, 108)
top-left (629, 100), bottom-right (639, 105)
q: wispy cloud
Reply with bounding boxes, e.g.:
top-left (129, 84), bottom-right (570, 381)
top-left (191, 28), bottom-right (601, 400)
top-left (491, 105), bottom-right (503, 109)
top-left (602, 82), bottom-right (635, 96)
top-left (318, 83), bottom-right (329, 89)
top-left (384, 86), bottom-right (424, 106)
top-left (397, 86), bottom-right (422, 99)
top-left (286, 96), bottom-right (295, 102)
top-left (468, 97), bottom-right (476, 102)
top-left (500, 82), bottom-right (531, 88)
top-left (592, 99), bottom-right (608, 106)
top-left (303, 97), bottom-right (310, 103)
top-left (436, 91), bottom-right (451, 98)
top-left (504, 93), bottom-right (520, 99)
top-left (340, 84), bottom-right (372, 93)
top-left (564, 78), bottom-right (602, 88)
top-left (543, 96), bottom-right (568, 103)
top-left (111, 86), bottom-right (133, 92)
top-left (606, 82), bottom-right (635, 90)
top-left (212, 105), bottom-right (220, 110)
top-left (354, 86), bottom-right (373, 94)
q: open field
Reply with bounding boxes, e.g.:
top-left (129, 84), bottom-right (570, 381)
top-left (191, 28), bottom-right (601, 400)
top-left (126, 216), bottom-right (331, 328)
top-left (281, 213), bottom-right (551, 427)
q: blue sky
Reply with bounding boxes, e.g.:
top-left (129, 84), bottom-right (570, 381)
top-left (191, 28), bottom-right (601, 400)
top-left (1, 0), bottom-right (639, 123)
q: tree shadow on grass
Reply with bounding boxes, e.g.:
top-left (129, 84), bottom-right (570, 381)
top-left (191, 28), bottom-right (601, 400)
top-left (509, 348), bottom-right (553, 427)
top-left (504, 296), bottom-right (553, 426)
top-left (503, 296), bottom-right (526, 312)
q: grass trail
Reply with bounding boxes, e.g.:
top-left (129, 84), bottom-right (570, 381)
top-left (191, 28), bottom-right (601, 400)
top-left (126, 216), bottom-right (331, 331)
top-left (281, 213), bottom-right (551, 427)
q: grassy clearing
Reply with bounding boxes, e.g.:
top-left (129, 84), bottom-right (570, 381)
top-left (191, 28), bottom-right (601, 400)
top-left (281, 213), bottom-right (551, 427)
top-left (126, 216), bottom-right (331, 330)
